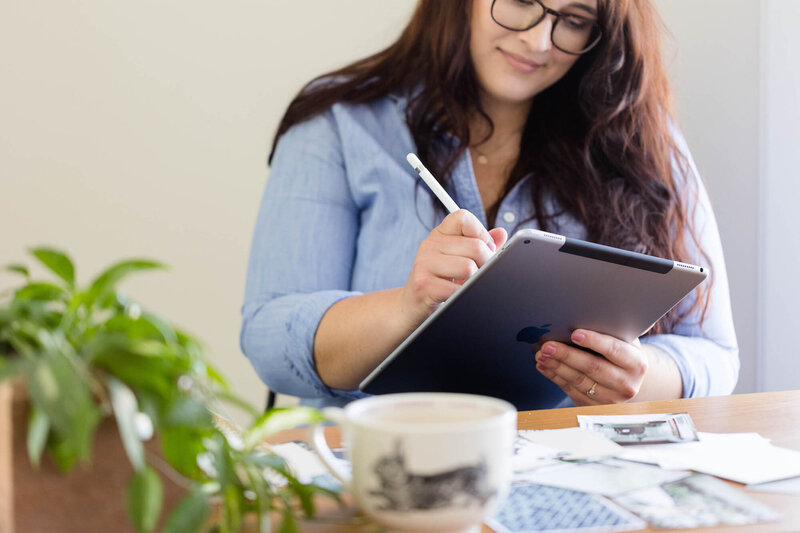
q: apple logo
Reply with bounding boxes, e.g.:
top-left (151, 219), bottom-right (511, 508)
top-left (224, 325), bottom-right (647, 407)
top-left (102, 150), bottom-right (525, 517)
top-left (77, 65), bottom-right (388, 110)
top-left (516, 324), bottom-right (552, 344)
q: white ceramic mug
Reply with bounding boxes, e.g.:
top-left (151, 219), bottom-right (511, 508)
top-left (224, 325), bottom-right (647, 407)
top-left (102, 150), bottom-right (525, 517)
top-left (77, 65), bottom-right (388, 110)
top-left (308, 393), bottom-right (516, 533)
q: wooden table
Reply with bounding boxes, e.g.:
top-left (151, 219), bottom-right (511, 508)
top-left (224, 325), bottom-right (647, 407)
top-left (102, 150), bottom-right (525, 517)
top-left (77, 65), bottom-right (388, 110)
top-left (274, 391), bottom-right (800, 532)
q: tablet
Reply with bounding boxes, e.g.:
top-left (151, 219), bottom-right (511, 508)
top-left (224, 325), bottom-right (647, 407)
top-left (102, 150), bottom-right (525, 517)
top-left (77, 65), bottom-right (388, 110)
top-left (359, 229), bottom-right (707, 410)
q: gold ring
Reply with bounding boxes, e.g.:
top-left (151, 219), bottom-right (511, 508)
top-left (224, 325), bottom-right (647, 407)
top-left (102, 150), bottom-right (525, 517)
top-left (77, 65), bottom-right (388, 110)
top-left (586, 381), bottom-right (598, 397)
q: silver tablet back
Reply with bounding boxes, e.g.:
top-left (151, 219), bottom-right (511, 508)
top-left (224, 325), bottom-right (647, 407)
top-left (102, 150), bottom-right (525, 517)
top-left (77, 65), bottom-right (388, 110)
top-left (360, 229), bottom-right (708, 410)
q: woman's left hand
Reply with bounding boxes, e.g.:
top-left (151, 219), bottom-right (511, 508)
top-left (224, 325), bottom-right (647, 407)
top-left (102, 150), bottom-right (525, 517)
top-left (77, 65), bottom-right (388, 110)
top-left (535, 329), bottom-right (649, 406)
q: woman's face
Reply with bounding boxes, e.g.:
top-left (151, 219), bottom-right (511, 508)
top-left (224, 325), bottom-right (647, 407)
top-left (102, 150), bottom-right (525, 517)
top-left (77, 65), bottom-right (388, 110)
top-left (469, 0), bottom-right (599, 110)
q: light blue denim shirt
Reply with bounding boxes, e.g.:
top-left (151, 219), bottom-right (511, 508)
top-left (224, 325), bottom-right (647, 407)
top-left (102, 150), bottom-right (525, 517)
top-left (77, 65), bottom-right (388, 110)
top-left (241, 92), bottom-right (739, 409)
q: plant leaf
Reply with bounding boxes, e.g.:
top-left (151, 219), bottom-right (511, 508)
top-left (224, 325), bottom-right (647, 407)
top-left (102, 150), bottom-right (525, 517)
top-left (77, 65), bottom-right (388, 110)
top-left (244, 407), bottom-right (323, 450)
top-left (91, 348), bottom-right (173, 398)
top-left (126, 466), bottom-right (163, 533)
top-left (140, 312), bottom-right (179, 345)
top-left (163, 486), bottom-right (210, 533)
top-left (160, 427), bottom-right (208, 479)
top-left (203, 361), bottom-right (228, 387)
top-left (101, 315), bottom-right (164, 342)
top-left (164, 396), bottom-right (212, 429)
top-left (27, 404), bottom-right (50, 467)
top-left (49, 432), bottom-right (81, 472)
top-left (0, 357), bottom-right (26, 383)
top-left (107, 376), bottom-right (146, 471)
top-left (14, 282), bottom-right (67, 302)
top-left (222, 485), bottom-right (243, 533)
top-left (23, 345), bottom-right (99, 469)
top-left (308, 479), bottom-right (344, 503)
top-left (87, 260), bottom-right (166, 306)
top-left (243, 464), bottom-right (273, 532)
top-left (30, 248), bottom-right (75, 286)
top-left (289, 481), bottom-right (315, 517)
top-left (277, 507), bottom-right (298, 533)
top-left (4, 264), bottom-right (29, 278)
top-left (212, 433), bottom-right (237, 489)
top-left (248, 451), bottom-right (288, 471)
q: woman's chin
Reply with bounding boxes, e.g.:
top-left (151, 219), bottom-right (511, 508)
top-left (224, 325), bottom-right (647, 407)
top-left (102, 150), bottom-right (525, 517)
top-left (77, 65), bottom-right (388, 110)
top-left (483, 84), bottom-right (542, 108)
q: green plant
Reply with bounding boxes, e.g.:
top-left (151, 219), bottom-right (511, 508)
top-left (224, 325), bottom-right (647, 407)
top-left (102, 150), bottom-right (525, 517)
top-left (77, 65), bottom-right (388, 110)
top-left (0, 248), bottom-right (341, 533)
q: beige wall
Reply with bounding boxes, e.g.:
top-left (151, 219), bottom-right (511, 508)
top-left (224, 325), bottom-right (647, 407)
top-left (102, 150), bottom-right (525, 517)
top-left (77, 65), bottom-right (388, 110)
top-left (0, 1), bottom-right (417, 420)
top-left (1, 1), bottom-right (777, 420)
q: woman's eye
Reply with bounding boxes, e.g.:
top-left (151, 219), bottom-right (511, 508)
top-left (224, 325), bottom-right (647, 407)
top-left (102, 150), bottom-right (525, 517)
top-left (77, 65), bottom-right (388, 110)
top-left (562, 15), bottom-right (592, 30)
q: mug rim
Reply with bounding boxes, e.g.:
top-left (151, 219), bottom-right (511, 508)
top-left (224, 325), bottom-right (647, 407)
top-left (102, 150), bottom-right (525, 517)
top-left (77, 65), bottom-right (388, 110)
top-left (342, 392), bottom-right (517, 433)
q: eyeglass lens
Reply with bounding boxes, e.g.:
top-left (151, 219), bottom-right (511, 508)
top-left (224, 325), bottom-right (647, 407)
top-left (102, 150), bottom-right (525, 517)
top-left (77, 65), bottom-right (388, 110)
top-left (492, 0), bottom-right (599, 54)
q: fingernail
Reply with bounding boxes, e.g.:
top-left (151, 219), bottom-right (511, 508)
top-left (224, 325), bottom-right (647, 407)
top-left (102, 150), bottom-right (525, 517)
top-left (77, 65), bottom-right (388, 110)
top-left (572, 331), bottom-right (585, 343)
top-left (543, 344), bottom-right (556, 355)
top-left (487, 239), bottom-right (496, 252)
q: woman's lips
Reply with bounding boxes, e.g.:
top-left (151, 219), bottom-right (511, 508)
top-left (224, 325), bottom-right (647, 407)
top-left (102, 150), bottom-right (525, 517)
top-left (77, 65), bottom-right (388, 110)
top-left (499, 49), bottom-right (541, 73)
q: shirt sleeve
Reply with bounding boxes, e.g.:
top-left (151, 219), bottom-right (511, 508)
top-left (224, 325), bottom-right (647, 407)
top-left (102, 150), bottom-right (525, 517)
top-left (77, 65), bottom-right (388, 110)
top-left (240, 110), bottom-right (368, 402)
top-left (640, 129), bottom-right (740, 398)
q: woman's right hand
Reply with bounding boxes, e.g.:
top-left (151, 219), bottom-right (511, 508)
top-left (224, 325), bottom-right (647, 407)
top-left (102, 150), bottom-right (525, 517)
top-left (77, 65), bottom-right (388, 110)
top-left (399, 209), bottom-right (508, 330)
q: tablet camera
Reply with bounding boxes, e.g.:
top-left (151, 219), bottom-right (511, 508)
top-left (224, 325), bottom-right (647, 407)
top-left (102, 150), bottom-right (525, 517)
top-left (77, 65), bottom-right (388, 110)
top-left (524, 239), bottom-right (531, 244)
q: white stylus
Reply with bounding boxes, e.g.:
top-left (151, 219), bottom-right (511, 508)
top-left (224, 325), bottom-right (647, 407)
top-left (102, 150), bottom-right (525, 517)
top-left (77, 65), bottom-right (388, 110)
top-left (406, 153), bottom-right (460, 213)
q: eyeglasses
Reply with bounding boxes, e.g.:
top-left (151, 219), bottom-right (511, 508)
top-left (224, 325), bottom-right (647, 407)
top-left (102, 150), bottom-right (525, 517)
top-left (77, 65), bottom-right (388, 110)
top-left (490, 0), bottom-right (602, 55)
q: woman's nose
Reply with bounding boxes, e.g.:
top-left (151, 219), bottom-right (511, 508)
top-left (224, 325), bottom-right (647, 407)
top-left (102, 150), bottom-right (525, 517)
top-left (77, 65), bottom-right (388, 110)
top-left (519, 16), bottom-right (554, 52)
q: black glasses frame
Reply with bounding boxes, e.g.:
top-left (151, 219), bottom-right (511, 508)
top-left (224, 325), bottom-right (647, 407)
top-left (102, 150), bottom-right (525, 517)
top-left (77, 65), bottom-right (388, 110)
top-left (490, 0), bottom-right (603, 55)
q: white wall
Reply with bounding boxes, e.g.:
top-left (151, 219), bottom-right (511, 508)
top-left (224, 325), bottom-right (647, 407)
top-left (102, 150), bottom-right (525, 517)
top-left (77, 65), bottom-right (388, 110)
top-left (656, 0), bottom-right (761, 393)
top-left (2, 1), bottom-right (793, 416)
top-left (659, 0), bottom-right (800, 394)
top-left (760, 1), bottom-right (800, 391)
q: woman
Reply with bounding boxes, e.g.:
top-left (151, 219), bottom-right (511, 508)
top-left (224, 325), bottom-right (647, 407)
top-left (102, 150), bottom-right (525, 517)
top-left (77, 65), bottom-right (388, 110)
top-left (241, 0), bottom-right (739, 409)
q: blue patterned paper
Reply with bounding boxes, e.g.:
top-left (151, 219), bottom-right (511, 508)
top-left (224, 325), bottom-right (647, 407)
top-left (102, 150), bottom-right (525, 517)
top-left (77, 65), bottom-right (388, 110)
top-left (490, 483), bottom-right (643, 532)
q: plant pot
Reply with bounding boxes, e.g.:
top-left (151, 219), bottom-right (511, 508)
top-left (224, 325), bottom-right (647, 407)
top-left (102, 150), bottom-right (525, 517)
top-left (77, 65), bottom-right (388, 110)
top-left (0, 380), bottom-right (185, 533)
top-left (1, 381), bottom-right (12, 533)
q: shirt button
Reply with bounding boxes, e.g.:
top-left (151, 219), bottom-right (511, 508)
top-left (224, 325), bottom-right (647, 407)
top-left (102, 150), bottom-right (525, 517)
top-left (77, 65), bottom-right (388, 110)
top-left (502, 211), bottom-right (516, 224)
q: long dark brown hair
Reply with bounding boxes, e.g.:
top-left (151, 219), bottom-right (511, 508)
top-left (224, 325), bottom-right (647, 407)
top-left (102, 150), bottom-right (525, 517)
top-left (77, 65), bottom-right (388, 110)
top-left (269, 0), bottom-right (710, 334)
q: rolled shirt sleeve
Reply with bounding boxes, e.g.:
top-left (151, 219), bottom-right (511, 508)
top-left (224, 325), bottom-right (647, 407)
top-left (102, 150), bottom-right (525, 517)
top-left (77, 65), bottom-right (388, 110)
top-left (240, 110), bottom-right (368, 403)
